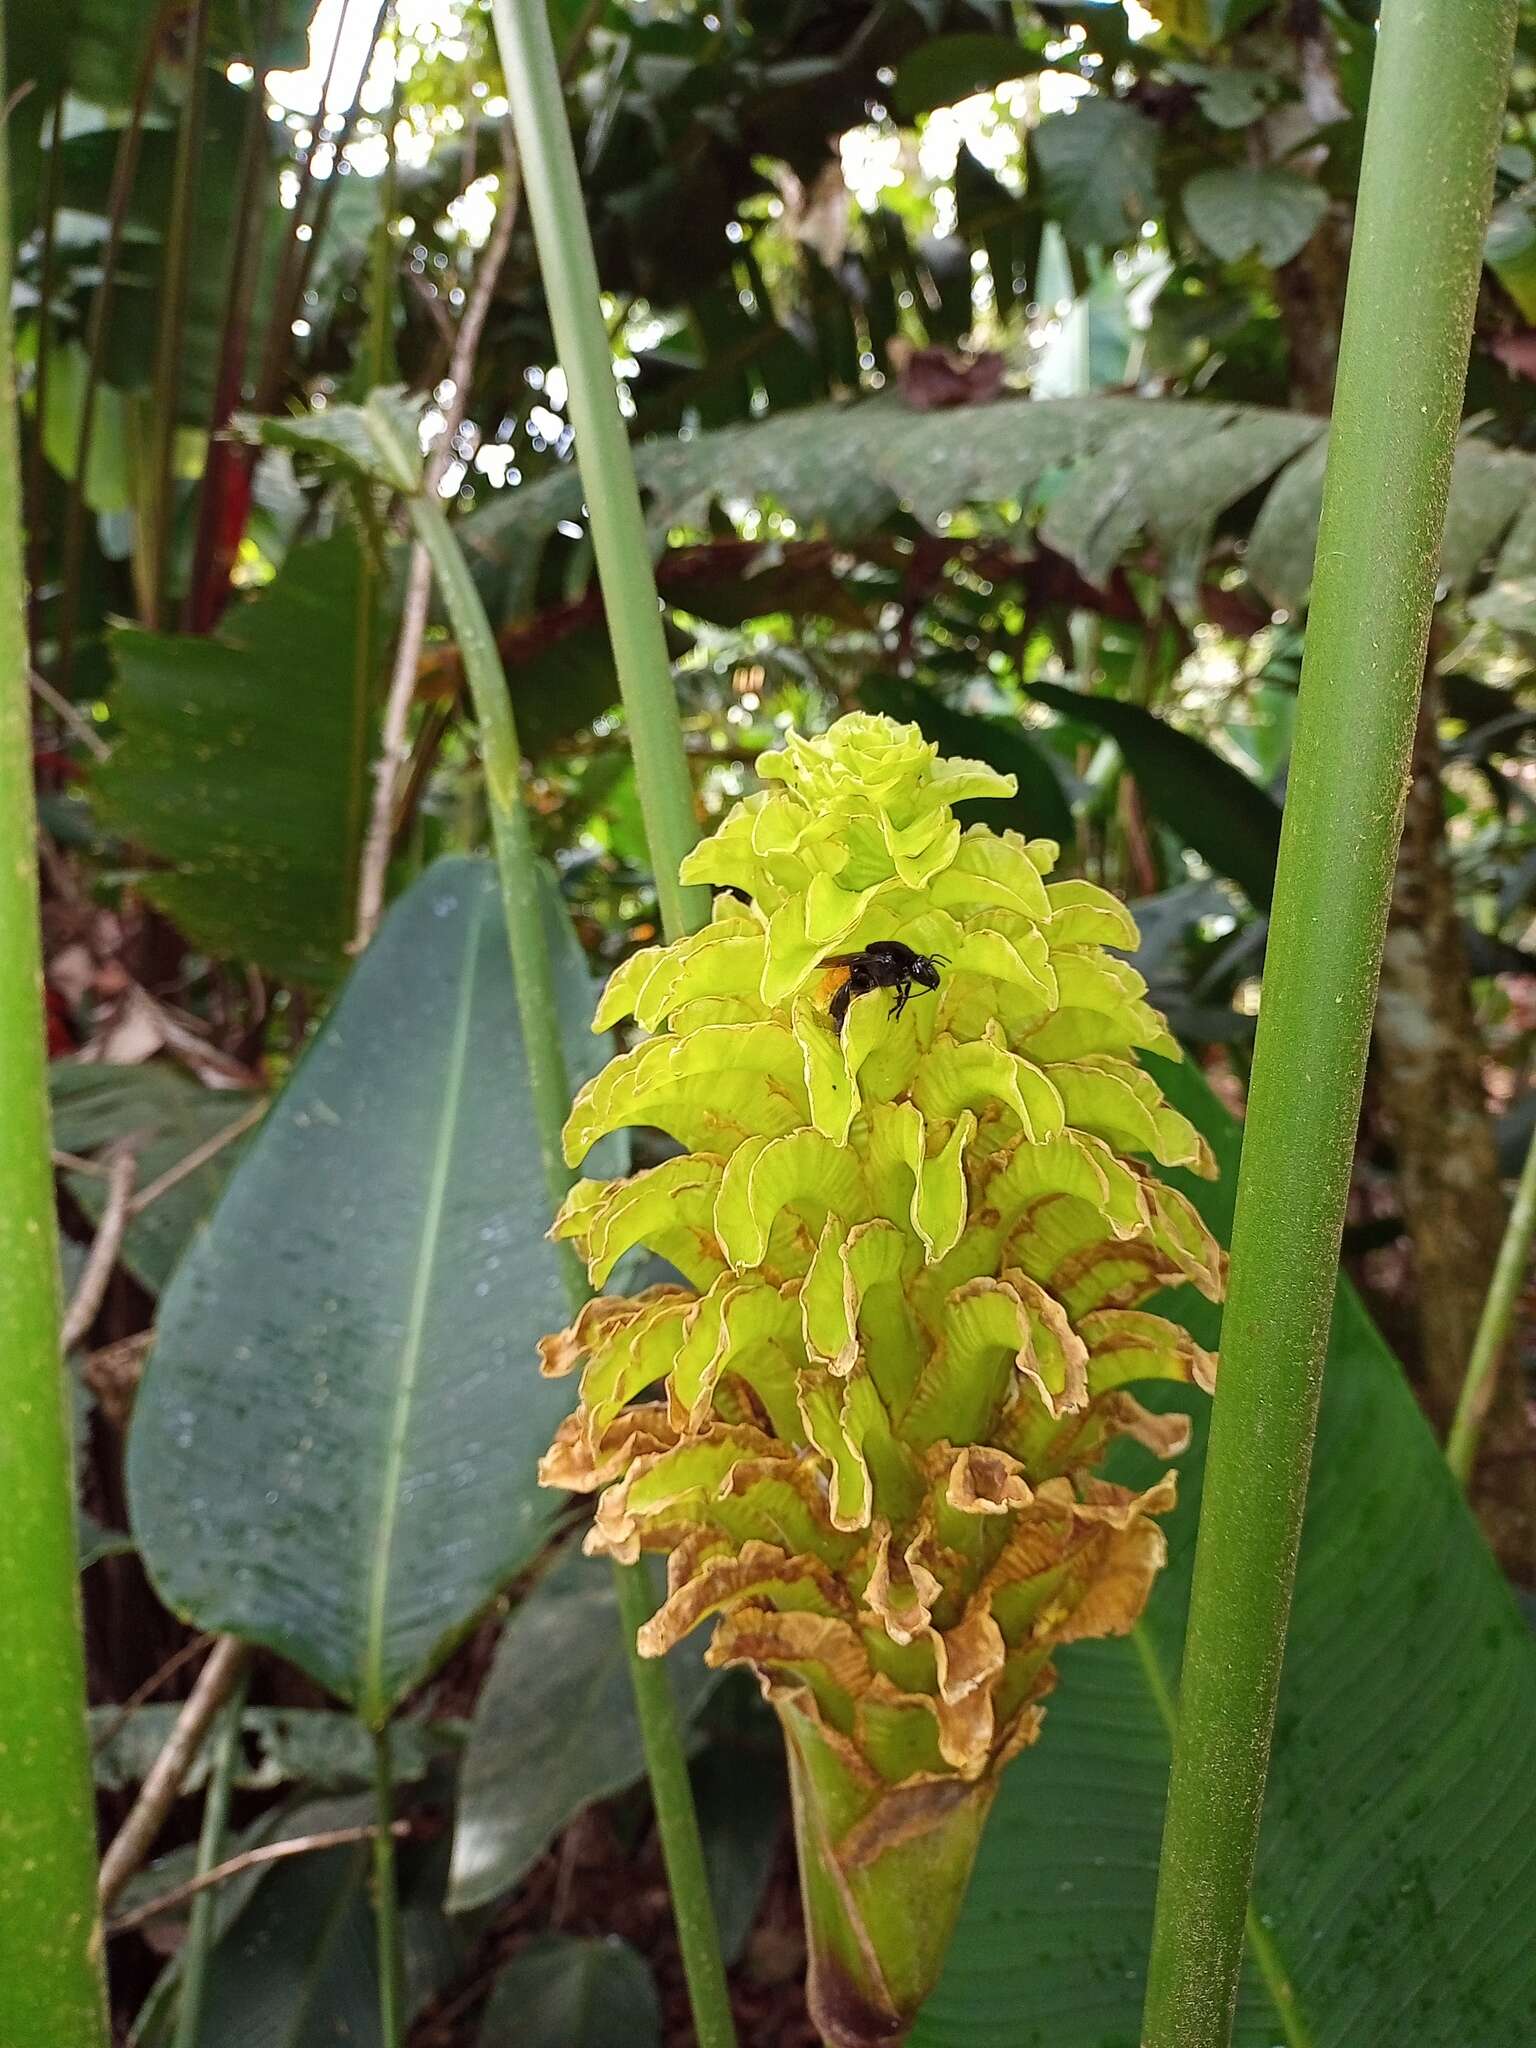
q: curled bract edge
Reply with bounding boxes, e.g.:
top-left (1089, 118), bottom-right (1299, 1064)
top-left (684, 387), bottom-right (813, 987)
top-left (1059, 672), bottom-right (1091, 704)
top-left (536, 712), bottom-right (1224, 2044)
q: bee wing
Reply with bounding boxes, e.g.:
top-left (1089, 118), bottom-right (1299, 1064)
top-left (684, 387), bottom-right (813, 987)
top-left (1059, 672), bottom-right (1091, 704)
top-left (818, 952), bottom-right (865, 967)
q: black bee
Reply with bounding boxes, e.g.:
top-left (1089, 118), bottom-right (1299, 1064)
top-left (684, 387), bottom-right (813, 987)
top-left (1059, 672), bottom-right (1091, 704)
top-left (817, 940), bottom-right (949, 1033)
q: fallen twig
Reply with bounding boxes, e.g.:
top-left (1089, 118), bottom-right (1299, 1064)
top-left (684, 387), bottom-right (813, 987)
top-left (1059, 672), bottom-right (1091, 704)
top-left (91, 1631), bottom-right (216, 1757)
top-left (128, 1098), bottom-right (267, 1217)
top-left (105, 1820), bottom-right (414, 1938)
top-left (352, 133), bottom-right (523, 952)
top-left (29, 667), bottom-right (112, 763)
top-left (97, 1635), bottom-right (252, 1911)
top-left (60, 1145), bottom-right (137, 1352)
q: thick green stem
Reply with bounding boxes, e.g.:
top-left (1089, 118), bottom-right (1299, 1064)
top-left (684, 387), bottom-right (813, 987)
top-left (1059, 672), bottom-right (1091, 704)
top-left (381, 429), bottom-right (736, 2048)
top-left (486, 0), bottom-right (706, 944)
top-left (0, 17), bottom-right (110, 2036)
top-left (172, 1668), bottom-right (251, 2048)
top-left (1141, 7), bottom-right (1518, 2046)
top-left (372, 1727), bottom-right (404, 2048)
top-left (1446, 1107), bottom-right (1536, 1487)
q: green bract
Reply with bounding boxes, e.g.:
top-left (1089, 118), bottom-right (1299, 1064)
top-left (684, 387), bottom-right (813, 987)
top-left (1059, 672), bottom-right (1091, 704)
top-left (540, 713), bottom-right (1224, 2047)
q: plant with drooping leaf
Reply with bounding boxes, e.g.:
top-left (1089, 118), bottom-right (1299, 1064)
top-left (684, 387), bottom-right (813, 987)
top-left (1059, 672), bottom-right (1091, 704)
top-left (538, 712), bottom-right (1224, 2047)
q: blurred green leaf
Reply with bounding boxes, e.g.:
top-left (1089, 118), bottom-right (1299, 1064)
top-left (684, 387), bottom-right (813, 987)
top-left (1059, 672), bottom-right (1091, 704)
top-left (476, 1936), bottom-right (660, 2048)
top-left (1028, 681), bottom-right (1280, 906)
top-left (892, 34), bottom-right (1039, 119)
top-left (1183, 166), bottom-right (1329, 268)
top-left (1034, 99), bottom-right (1159, 249)
top-left (449, 1537), bottom-right (718, 1912)
top-left (94, 531), bottom-right (384, 986)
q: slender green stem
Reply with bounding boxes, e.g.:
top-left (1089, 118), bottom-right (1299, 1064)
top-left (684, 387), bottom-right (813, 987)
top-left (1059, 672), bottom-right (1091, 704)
top-left (610, 1558), bottom-right (740, 2039)
top-left (402, 486), bottom-right (581, 1259)
top-left (486, 0), bottom-right (706, 944)
top-left (1141, 7), bottom-right (1518, 2046)
top-left (147, 0), bottom-right (212, 629)
top-left (172, 1668), bottom-right (251, 2048)
top-left (56, 0), bottom-right (173, 685)
top-left (373, 411), bottom-right (736, 2048)
top-left (371, 1728), bottom-right (404, 2048)
top-left (1446, 1108), bottom-right (1536, 1486)
top-left (0, 18), bottom-right (109, 2038)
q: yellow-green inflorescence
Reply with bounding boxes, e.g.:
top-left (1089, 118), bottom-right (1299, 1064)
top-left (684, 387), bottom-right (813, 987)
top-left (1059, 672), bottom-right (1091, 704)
top-left (539, 713), bottom-right (1224, 2045)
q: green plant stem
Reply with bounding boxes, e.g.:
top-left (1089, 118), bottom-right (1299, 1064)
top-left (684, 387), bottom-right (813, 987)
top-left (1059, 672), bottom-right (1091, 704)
top-left (172, 1666), bottom-right (251, 2048)
top-left (56, 0), bottom-right (173, 686)
top-left (387, 440), bottom-right (736, 2048)
top-left (147, 0), bottom-right (211, 629)
top-left (1141, 7), bottom-right (1518, 2047)
top-left (372, 1728), bottom-right (404, 2048)
top-left (403, 488), bottom-right (581, 1243)
top-left (0, 15), bottom-right (110, 2036)
top-left (487, 0), bottom-right (706, 944)
top-left (1446, 1109), bottom-right (1536, 1486)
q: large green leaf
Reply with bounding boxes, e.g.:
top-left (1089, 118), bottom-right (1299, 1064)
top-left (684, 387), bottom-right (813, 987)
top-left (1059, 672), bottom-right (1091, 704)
top-left (476, 1936), bottom-right (660, 2048)
top-left (127, 859), bottom-right (606, 1726)
top-left (892, 35), bottom-right (1041, 119)
top-left (449, 1538), bottom-right (718, 1912)
top-left (1033, 98), bottom-right (1160, 249)
top-left (93, 531), bottom-right (382, 987)
top-left (1182, 166), bottom-right (1329, 268)
top-left (464, 394), bottom-right (1536, 632)
top-left (913, 1059), bottom-right (1536, 2046)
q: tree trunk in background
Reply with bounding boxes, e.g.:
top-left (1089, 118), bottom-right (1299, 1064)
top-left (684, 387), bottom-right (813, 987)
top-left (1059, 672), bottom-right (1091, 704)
top-left (1273, 215), bottom-right (1351, 412)
top-left (1373, 678), bottom-right (1535, 1568)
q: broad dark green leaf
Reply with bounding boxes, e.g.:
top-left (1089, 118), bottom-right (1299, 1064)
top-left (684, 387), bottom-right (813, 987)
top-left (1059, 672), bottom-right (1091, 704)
top-left (51, 1063), bottom-right (261, 1293)
top-left (94, 531), bottom-right (384, 986)
top-left (860, 679), bottom-right (1076, 848)
top-left (127, 859), bottom-right (605, 1725)
top-left (476, 1936), bottom-right (660, 2048)
top-left (1028, 682), bottom-right (1280, 907)
top-left (913, 1059), bottom-right (1536, 2046)
top-left (1183, 166), bottom-right (1329, 268)
top-left (692, 1736), bottom-right (785, 1967)
top-left (892, 35), bottom-right (1040, 119)
top-left (1033, 99), bottom-right (1160, 249)
top-left (449, 1538), bottom-right (718, 1911)
top-left (1166, 60), bottom-right (1277, 130)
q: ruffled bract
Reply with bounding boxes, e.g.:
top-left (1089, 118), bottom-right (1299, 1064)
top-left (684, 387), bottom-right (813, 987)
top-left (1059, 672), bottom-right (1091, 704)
top-left (538, 712), bottom-right (1223, 2044)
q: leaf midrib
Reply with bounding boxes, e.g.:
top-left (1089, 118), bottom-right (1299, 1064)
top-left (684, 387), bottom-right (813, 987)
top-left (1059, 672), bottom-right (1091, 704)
top-left (1129, 1624), bottom-right (1312, 2048)
top-left (359, 901), bottom-right (484, 1724)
